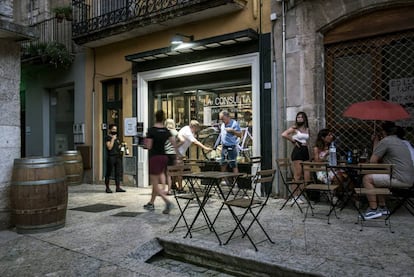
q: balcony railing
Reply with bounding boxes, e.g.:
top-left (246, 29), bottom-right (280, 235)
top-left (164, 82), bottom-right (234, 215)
top-left (20, 17), bottom-right (74, 68)
top-left (72, 0), bottom-right (247, 46)
top-left (21, 17), bottom-right (73, 55)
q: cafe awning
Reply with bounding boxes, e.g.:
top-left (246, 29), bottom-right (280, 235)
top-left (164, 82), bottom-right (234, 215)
top-left (125, 29), bottom-right (258, 63)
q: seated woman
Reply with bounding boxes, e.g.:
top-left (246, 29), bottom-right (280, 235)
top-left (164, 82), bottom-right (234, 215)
top-left (313, 129), bottom-right (345, 186)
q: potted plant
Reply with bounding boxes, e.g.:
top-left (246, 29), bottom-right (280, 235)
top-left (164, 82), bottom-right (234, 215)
top-left (63, 6), bottom-right (73, 21)
top-left (53, 6), bottom-right (72, 22)
top-left (53, 7), bottom-right (66, 23)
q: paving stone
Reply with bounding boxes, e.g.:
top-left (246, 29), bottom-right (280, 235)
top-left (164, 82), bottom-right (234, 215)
top-left (0, 184), bottom-right (413, 276)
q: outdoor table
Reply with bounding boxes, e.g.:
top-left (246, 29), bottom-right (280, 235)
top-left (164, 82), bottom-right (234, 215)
top-left (181, 171), bottom-right (243, 245)
top-left (327, 163), bottom-right (362, 210)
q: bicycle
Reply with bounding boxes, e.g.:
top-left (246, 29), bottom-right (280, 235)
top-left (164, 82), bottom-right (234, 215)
top-left (201, 127), bottom-right (253, 162)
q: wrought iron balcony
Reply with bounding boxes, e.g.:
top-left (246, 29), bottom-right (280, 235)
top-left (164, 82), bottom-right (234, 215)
top-left (20, 17), bottom-right (74, 69)
top-left (72, 0), bottom-right (247, 47)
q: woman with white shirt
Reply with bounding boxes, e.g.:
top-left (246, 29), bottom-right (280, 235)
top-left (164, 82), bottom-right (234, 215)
top-left (281, 112), bottom-right (310, 203)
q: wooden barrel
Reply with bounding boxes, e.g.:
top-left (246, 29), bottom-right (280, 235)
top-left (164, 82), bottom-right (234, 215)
top-left (11, 157), bottom-right (68, 234)
top-left (60, 150), bottom-right (83, 185)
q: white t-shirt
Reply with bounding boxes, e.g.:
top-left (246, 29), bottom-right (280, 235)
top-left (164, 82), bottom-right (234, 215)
top-left (177, 125), bottom-right (196, 156)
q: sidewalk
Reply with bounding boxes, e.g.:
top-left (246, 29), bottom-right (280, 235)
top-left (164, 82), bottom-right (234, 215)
top-left (0, 184), bottom-right (413, 276)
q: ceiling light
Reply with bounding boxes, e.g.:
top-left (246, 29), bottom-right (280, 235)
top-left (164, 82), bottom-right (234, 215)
top-left (171, 33), bottom-right (194, 45)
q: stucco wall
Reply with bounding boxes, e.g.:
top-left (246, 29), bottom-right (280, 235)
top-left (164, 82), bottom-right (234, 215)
top-left (0, 39), bottom-right (21, 229)
top-left (86, 1), bottom-right (271, 183)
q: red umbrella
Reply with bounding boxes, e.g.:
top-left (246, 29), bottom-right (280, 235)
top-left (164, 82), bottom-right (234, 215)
top-left (343, 100), bottom-right (410, 121)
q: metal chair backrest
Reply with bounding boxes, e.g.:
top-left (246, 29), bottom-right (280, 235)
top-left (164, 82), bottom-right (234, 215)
top-left (358, 163), bottom-right (393, 186)
top-left (167, 164), bottom-right (192, 177)
top-left (251, 169), bottom-right (276, 203)
top-left (276, 158), bottom-right (295, 184)
top-left (301, 161), bottom-right (328, 176)
top-left (358, 163), bottom-right (393, 176)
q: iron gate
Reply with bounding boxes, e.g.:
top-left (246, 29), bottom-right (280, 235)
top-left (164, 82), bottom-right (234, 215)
top-left (325, 30), bottom-right (414, 159)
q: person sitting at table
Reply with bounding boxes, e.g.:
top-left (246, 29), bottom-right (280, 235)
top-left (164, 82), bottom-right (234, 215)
top-left (313, 128), bottom-right (346, 186)
top-left (362, 122), bottom-right (414, 220)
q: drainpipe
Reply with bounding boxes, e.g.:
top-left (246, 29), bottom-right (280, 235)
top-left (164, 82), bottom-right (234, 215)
top-left (271, 8), bottom-right (279, 195)
top-left (281, 0), bottom-right (287, 160)
top-left (92, 48), bottom-right (96, 184)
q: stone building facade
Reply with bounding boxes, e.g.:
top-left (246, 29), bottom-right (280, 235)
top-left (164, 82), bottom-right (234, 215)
top-left (0, 0), bottom-right (35, 229)
top-left (272, 0), bottom-right (414, 191)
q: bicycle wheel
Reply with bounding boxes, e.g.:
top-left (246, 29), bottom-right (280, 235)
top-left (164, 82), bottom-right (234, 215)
top-left (201, 133), bottom-right (222, 160)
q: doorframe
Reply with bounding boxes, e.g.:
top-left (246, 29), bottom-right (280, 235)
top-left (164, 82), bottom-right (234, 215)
top-left (102, 78), bottom-right (123, 179)
top-left (136, 53), bottom-right (260, 187)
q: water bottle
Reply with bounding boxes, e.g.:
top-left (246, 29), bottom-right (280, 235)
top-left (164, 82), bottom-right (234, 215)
top-left (329, 142), bottom-right (337, 166)
top-left (346, 150), bottom-right (353, 164)
top-left (359, 148), bottom-right (368, 163)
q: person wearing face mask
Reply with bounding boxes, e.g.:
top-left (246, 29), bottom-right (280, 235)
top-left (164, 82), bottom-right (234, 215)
top-left (104, 124), bottom-right (126, 193)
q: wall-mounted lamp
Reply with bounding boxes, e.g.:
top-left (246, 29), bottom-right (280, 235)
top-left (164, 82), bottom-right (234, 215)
top-left (171, 33), bottom-right (194, 45)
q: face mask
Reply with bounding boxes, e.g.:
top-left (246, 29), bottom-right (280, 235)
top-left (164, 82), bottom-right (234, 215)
top-left (110, 131), bottom-right (117, 135)
top-left (296, 121), bottom-right (304, 126)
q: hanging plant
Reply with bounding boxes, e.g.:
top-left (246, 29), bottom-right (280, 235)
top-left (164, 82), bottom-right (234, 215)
top-left (24, 42), bottom-right (73, 69)
top-left (45, 42), bottom-right (73, 69)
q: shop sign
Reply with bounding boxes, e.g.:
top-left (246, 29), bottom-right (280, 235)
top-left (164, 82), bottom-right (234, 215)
top-left (389, 77), bottom-right (414, 127)
top-left (124, 117), bottom-right (137, 136)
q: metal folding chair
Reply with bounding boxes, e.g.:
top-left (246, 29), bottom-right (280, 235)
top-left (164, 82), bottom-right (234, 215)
top-left (300, 161), bottom-right (339, 224)
top-left (354, 163), bottom-right (393, 231)
top-left (276, 158), bottom-right (304, 213)
top-left (168, 164), bottom-right (206, 236)
top-left (387, 183), bottom-right (414, 220)
top-left (223, 169), bottom-right (276, 251)
top-left (234, 156), bottom-right (261, 198)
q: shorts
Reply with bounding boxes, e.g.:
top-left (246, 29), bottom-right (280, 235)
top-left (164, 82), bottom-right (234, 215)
top-left (372, 174), bottom-right (411, 188)
top-left (167, 154), bottom-right (176, 166)
top-left (291, 145), bottom-right (309, 161)
top-left (149, 155), bottom-right (168, 175)
top-left (220, 145), bottom-right (238, 169)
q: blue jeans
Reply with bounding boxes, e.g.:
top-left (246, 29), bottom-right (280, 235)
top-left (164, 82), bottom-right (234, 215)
top-left (220, 145), bottom-right (238, 169)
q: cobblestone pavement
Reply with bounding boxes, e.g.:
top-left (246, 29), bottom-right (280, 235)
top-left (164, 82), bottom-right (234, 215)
top-left (0, 184), bottom-right (413, 276)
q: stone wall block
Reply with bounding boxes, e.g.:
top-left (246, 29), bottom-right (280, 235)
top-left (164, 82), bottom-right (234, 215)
top-left (0, 42), bottom-right (20, 80)
top-left (0, 0), bottom-right (13, 21)
top-left (0, 100), bottom-right (20, 126)
top-left (0, 77), bottom-right (20, 126)
top-left (0, 127), bottom-right (20, 186)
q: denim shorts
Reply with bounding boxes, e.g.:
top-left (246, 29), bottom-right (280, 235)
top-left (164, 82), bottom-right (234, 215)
top-left (220, 145), bottom-right (238, 168)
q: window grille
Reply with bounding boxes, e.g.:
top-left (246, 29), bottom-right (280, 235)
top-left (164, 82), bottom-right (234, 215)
top-left (325, 30), bottom-right (414, 158)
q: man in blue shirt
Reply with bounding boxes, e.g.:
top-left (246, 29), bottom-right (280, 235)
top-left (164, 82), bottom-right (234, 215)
top-left (219, 111), bottom-right (242, 173)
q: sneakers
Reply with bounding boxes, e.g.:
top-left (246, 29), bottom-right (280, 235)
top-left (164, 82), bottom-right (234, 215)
top-left (363, 208), bottom-right (382, 220)
top-left (378, 206), bottom-right (390, 216)
top-left (143, 203), bottom-right (155, 211)
top-left (289, 196), bottom-right (304, 205)
top-left (162, 202), bottom-right (174, 214)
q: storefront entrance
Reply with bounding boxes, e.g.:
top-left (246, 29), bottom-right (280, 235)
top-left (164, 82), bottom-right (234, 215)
top-left (149, 67), bottom-right (253, 161)
top-left (136, 53), bottom-right (260, 187)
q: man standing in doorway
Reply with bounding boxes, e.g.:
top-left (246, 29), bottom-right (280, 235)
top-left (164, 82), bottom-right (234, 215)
top-left (105, 124), bottom-right (126, 193)
top-left (219, 111), bottom-right (242, 173)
